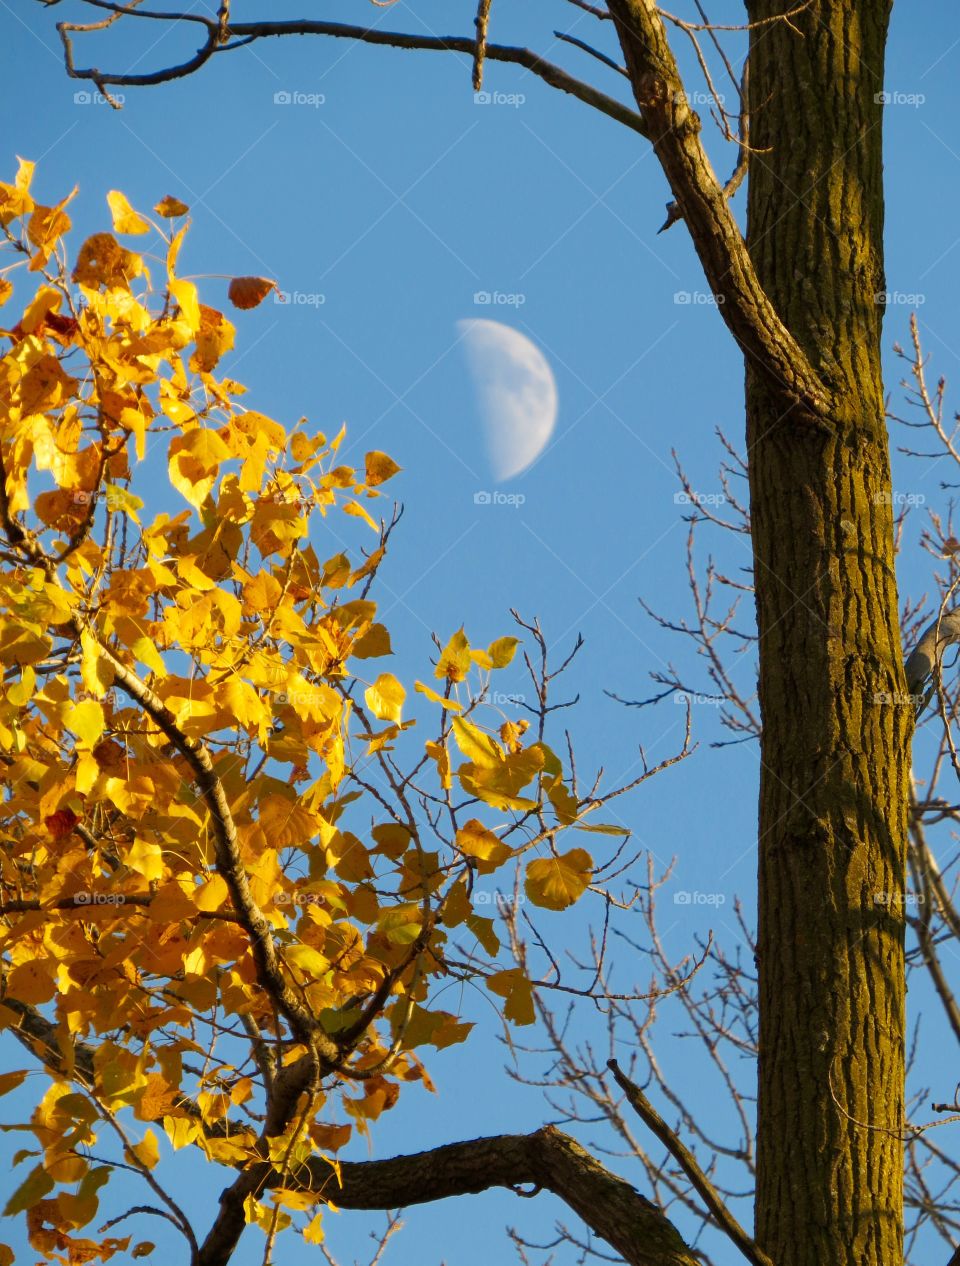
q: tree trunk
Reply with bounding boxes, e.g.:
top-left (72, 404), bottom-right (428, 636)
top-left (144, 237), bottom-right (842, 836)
top-left (745, 4), bottom-right (908, 1265)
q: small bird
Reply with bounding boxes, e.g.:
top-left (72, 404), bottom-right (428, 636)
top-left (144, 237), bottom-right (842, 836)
top-left (657, 200), bottom-right (683, 234)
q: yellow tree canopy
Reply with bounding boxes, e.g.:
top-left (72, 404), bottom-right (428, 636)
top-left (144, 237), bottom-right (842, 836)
top-left (0, 163), bottom-right (651, 1264)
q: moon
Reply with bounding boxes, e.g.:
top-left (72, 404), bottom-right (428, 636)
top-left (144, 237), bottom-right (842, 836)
top-left (456, 319), bottom-right (558, 481)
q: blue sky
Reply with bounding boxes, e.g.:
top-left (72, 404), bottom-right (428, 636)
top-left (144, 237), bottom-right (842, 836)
top-left (2, 1), bottom-right (960, 1263)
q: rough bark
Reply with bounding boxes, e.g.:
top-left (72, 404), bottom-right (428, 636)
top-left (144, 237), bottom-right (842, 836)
top-left (194, 1128), bottom-right (700, 1266)
top-left (743, 4), bottom-right (908, 1266)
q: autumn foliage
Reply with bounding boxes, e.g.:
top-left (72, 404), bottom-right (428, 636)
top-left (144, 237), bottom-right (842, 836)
top-left (0, 163), bottom-right (642, 1262)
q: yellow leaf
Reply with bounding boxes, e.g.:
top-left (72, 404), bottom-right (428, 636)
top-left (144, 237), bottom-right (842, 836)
top-left (547, 778), bottom-right (578, 825)
top-left (126, 838), bottom-right (165, 881)
top-left (7, 665), bottom-right (35, 707)
top-left (163, 1117), bottom-right (198, 1150)
top-left (425, 740), bottom-right (450, 790)
top-left (451, 716), bottom-right (503, 769)
top-left (80, 629), bottom-right (113, 698)
top-left (192, 304), bottom-right (235, 372)
top-left (65, 699), bottom-right (105, 748)
top-left (486, 968), bottom-right (535, 1025)
top-left (352, 623), bottom-right (392, 659)
top-left (456, 818), bottom-right (510, 874)
top-left (488, 636), bottom-right (520, 669)
top-left (364, 451), bottom-right (401, 487)
top-left (107, 190), bottom-right (150, 235)
top-left (3, 1164), bottom-right (53, 1216)
top-left (195, 874), bottom-right (229, 912)
top-left (131, 636), bottom-right (166, 677)
top-left (21, 285), bottom-right (61, 333)
top-left (0, 279), bottom-right (12, 308)
top-left (6, 961), bottom-right (54, 1006)
top-left (177, 555), bottom-right (217, 591)
top-left (120, 406), bottom-right (151, 462)
top-left (525, 848), bottom-right (593, 911)
top-left (222, 675), bottom-right (266, 730)
top-left (130, 1130), bottom-right (160, 1171)
top-left (436, 628), bottom-right (471, 683)
top-left (170, 277), bottom-right (200, 331)
top-left (343, 500), bottom-right (378, 531)
top-left (303, 1211), bottom-right (325, 1244)
top-left (414, 681), bottom-right (462, 710)
top-left (168, 428), bottom-right (230, 509)
top-left (285, 944), bottom-right (330, 979)
top-left (0, 1070), bottom-right (27, 1097)
top-left (75, 750), bottom-right (99, 795)
top-left (364, 673), bottom-right (405, 724)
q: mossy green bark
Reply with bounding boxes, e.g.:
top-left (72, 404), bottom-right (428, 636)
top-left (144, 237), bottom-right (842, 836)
top-left (745, 4), bottom-right (908, 1264)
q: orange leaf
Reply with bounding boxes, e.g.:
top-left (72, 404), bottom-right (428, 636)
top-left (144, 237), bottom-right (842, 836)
top-left (228, 276), bottom-right (278, 310)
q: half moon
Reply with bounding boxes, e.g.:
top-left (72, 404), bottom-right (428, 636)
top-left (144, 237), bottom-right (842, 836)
top-left (457, 318), bottom-right (558, 481)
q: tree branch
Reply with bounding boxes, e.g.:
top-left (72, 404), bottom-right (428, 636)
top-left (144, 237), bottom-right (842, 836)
top-left (55, 7), bottom-right (649, 137)
top-left (608, 1059), bottom-right (775, 1266)
top-left (605, 0), bottom-right (832, 425)
top-left (303, 1127), bottom-right (701, 1266)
